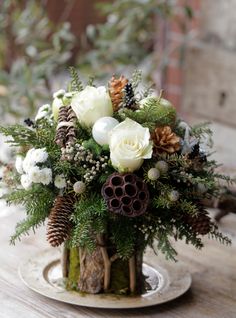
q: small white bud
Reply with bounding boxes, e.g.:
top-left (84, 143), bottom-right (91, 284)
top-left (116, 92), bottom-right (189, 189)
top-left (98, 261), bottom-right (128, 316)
top-left (155, 161), bottom-right (169, 174)
top-left (73, 181), bottom-right (86, 194)
top-left (168, 190), bottom-right (180, 202)
top-left (147, 168), bottom-right (160, 181)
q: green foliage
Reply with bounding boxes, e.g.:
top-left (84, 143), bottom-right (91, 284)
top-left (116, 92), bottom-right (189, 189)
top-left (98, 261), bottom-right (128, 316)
top-left (0, 1), bottom-right (75, 120)
top-left (69, 66), bottom-right (83, 92)
top-left (5, 185), bottom-right (56, 244)
top-left (78, 0), bottom-right (192, 83)
top-left (70, 194), bottom-right (108, 251)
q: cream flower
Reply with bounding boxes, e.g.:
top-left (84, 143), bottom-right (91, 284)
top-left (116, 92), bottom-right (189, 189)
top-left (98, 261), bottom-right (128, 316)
top-left (109, 118), bottom-right (153, 172)
top-left (35, 104), bottom-right (51, 121)
top-left (21, 174), bottom-right (32, 190)
top-left (22, 148), bottom-right (36, 173)
top-left (54, 174), bottom-right (66, 189)
top-left (31, 148), bottom-right (48, 163)
top-left (15, 156), bottom-right (24, 174)
top-left (71, 86), bottom-right (113, 127)
top-left (28, 166), bottom-right (43, 183)
top-left (40, 168), bottom-right (52, 185)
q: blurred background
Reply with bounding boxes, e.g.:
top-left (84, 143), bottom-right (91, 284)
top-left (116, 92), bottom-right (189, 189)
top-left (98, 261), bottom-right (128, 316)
top-left (0, 0), bottom-right (236, 178)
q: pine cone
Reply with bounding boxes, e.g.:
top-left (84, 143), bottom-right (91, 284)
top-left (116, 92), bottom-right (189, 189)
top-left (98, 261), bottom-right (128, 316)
top-left (55, 106), bottom-right (68, 148)
top-left (47, 195), bottom-right (75, 247)
top-left (185, 210), bottom-right (211, 235)
top-left (124, 83), bottom-right (137, 110)
top-left (102, 172), bottom-right (149, 217)
top-left (109, 75), bottom-right (128, 111)
top-left (152, 126), bottom-right (180, 155)
top-left (66, 105), bottom-right (77, 146)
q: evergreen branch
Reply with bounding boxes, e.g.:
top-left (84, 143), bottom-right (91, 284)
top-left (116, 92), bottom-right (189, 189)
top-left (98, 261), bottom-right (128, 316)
top-left (209, 225), bottom-right (232, 245)
top-left (69, 66), bottom-right (83, 92)
top-left (10, 212), bottom-right (47, 245)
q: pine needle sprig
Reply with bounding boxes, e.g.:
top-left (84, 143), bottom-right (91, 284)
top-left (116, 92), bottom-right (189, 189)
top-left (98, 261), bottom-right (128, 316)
top-left (209, 224), bottom-right (232, 245)
top-left (69, 66), bottom-right (83, 92)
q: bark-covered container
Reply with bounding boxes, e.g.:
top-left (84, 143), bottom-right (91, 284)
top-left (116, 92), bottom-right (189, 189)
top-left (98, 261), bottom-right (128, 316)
top-left (62, 237), bottom-right (144, 295)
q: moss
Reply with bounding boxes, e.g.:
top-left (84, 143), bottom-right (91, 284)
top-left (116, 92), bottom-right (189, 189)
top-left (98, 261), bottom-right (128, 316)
top-left (66, 247), bottom-right (80, 291)
top-left (110, 259), bottom-right (130, 295)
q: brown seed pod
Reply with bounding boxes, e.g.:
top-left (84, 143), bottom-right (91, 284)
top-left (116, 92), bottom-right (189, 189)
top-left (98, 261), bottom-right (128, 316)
top-left (102, 173), bottom-right (149, 217)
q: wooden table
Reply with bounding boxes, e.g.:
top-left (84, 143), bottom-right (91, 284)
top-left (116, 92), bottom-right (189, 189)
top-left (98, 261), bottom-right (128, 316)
top-left (0, 201), bottom-right (235, 318)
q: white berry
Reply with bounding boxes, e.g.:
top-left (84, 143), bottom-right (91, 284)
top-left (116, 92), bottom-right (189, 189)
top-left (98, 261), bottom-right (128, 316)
top-left (168, 190), bottom-right (179, 202)
top-left (155, 160), bottom-right (169, 174)
top-left (73, 181), bottom-right (86, 194)
top-left (147, 168), bottom-right (160, 181)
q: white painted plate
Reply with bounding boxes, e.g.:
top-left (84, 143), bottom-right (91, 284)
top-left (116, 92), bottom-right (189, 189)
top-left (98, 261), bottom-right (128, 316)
top-left (19, 249), bottom-right (191, 309)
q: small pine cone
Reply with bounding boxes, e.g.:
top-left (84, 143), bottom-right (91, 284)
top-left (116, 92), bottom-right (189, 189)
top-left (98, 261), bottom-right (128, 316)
top-left (102, 173), bottom-right (149, 217)
top-left (185, 210), bottom-right (211, 235)
top-left (152, 126), bottom-right (180, 155)
top-left (66, 106), bottom-right (77, 146)
top-left (109, 75), bottom-right (128, 111)
top-left (55, 106), bottom-right (68, 148)
top-left (47, 195), bottom-right (75, 247)
top-left (124, 83), bottom-right (137, 110)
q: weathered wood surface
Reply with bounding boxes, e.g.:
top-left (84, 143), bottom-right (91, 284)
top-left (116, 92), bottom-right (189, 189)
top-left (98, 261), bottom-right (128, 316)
top-left (0, 201), bottom-right (235, 318)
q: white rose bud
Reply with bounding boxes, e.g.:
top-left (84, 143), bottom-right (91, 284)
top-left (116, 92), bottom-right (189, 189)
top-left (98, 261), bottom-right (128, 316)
top-left (109, 118), bottom-right (153, 172)
top-left (71, 86), bottom-right (113, 127)
top-left (147, 168), bottom-right (160, 181)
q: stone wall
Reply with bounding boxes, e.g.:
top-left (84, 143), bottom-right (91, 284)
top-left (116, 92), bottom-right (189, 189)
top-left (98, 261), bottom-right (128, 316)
top-left (182, 0), bottom-right (236, 127)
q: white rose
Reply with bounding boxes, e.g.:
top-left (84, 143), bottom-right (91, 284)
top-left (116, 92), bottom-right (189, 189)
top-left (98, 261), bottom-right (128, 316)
top-left (31, 148), bottom-right (48, 163)
top-left (21, 174), bottom-right (32, 190)
top-left (40, 168), bottom-right (52, 185)
top-left (54, 174), bottom-right (66, 189)
top-left (71, 86), bottom-right (113, 127)
top-left (109, 118), bottom-right (153, 172)
top-left (15, 156), bottom-right (24, 174)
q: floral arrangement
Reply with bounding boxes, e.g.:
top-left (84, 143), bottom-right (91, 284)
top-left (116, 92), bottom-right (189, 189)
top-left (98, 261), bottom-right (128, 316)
top-left (0, 69), bottom-right (232, 295)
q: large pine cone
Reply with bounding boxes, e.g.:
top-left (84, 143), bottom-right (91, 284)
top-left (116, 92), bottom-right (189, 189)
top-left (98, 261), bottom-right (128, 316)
top-left (102, 173), bottom-right (149, 217)
top-left (47, 195), bottom-right (75, 247)
top-left (152, 126), bottom-right (180, 155)
top-left (185, 210), bottom-right (211, 235)
top-left (109, 75), bottom-right (128, 112)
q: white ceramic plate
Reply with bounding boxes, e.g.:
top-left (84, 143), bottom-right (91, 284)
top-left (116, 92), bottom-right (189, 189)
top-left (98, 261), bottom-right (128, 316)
top-left (19, 248), bottom-right (191, 309)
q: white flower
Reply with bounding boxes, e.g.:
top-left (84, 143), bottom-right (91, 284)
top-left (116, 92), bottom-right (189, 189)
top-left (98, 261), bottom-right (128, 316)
top-left (54, 174), bottom-right (66, 189)
top-left (40, 168), bottom-right (52, 185)
top-left (23, 148), bottom-right (36, 173)
top-left (15, 156), bottom-right (24, 174)
top-left (31, 148), bottom-right (48, 163)
top-left (28, 166), bottom-right (43, 183)
top-left (109, 118), bottom-right (153, 172)
top-left (53, 89), bottom-right (65, 99)
top-left (21, 174), bottom-right (32, 190)
top-left (71, 86), bottom-right (113, 127)
top-left (35, 104), bottom-right (51, 121)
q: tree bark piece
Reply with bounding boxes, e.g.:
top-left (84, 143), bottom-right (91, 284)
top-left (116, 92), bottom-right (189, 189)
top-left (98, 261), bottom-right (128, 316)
top-left (78, 246), bottom-right (104, 294)
top-left (129, 255), bottom-right (136, 293)
top-left (61, 244), bottom-right (69, 278)
top-left (97, 234), bottom-right (111, 292)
